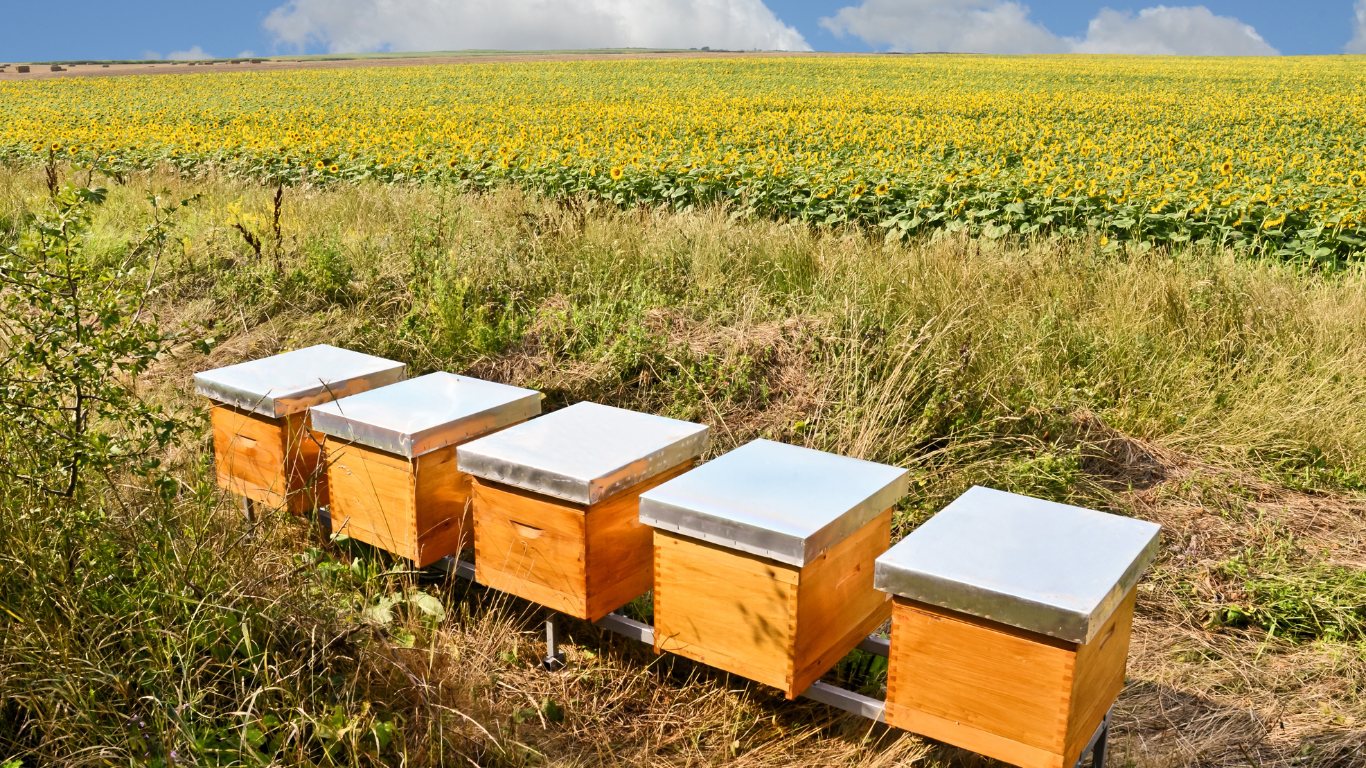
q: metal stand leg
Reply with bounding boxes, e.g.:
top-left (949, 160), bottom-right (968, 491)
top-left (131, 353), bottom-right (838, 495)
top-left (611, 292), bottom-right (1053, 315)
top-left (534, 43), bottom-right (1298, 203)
top-left (242, 496), bottom-right (256, 523)
top-left (1092, 718), bottom-right (1109, 767)
top-left (541, 611), bottom-right (566, 671)
top-left (1072, 707), bottom-right (1113, 768)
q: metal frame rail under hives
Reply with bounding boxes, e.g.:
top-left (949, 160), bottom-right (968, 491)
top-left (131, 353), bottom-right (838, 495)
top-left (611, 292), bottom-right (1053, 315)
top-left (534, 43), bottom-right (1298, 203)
top-left (436, 555), bottom-right (1112, 768)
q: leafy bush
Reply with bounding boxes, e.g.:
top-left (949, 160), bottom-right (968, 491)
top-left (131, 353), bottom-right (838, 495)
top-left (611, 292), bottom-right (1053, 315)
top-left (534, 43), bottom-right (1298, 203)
top-left (0, 187), bottom-right (418, 766)
top-left (0, 185), bottom-right (186, 496)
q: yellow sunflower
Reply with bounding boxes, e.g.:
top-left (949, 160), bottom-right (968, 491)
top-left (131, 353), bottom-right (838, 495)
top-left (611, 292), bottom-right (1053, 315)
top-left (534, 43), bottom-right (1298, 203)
top-left (610, 166), bottom-right (624, 180)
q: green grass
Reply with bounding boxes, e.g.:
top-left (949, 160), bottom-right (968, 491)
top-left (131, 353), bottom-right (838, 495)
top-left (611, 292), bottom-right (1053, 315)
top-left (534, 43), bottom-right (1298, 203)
top-left (3, 167), bottom-right (1366, 766)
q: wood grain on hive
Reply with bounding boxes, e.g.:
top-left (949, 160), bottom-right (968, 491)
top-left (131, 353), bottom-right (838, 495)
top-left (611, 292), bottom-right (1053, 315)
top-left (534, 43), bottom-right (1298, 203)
top-left (195, 345), bottom-right (406, 514)
top-left (641, 439), bottom-right (908, 700)
top-left (310, 372), bottom-right (541, 567)
top-left (210, 403), bottom-right (324, 513)
top-left (458, 402), bottom-right (709, 622)
top-left (874, 486), bottom-right (1160, 768)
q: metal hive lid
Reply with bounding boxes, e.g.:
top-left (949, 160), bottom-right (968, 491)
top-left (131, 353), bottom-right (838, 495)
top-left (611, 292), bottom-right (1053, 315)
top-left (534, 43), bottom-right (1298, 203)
top-left (873, 486), bottom-right (1162, 644)
top-left (193, 345), bottom-right (406, 418)
top-left (638, 439), bottom-right (909, 567)
top-left (456, 402), bottom-right (709, 505)
top-left (308, 372), bottom-right (542, 458)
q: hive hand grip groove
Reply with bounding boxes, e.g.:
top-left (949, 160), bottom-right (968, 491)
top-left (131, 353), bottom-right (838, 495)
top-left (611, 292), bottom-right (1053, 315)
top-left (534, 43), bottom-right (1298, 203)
top-left (511, 521), bottom-right (544, 540)
top-left (836, 563), bottom-right (862, 590)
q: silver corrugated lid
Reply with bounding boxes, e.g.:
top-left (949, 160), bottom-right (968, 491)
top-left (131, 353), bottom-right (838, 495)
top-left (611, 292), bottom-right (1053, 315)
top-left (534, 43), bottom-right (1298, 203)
top-left (456, 402), bottom-right (709, 505)
top-left (309, 372), bottom-right (541, 458)
top-left (193, 345), bottom-right (406, 418)
top-left (638, 439), bottom-right (909, 567)
top-left (874, 485), bottom-right (1161, 644)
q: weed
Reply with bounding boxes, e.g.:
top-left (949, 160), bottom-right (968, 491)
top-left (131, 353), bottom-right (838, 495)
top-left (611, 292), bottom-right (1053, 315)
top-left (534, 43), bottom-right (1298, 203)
top-left (298, 237), bottom-right (355, 304)
top-left (1209, 556), bottom-right (1366, 643)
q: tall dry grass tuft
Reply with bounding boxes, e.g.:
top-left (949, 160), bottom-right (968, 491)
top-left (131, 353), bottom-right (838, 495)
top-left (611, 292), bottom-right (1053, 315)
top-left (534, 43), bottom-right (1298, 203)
top-left (3, 167), bottom-right (1366, 766)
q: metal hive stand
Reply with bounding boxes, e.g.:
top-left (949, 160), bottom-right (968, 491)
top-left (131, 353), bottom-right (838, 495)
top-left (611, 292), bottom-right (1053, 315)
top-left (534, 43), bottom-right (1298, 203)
top-left (436, 555), bottom-right (1112, 768)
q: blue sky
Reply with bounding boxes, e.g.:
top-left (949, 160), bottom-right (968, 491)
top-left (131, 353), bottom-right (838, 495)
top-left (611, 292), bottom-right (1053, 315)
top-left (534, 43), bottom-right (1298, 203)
top-left (3, 0), bottom-right (1363, 61)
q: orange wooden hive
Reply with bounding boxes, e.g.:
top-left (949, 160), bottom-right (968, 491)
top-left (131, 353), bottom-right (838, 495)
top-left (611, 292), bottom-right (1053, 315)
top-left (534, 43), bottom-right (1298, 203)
top-left (638, 439), bottom-right (909, 699)
top-left (194, 345), bottom-right (405, 514)
top-left (456, 402), bottom-right (709, 622)
top-left (873, 486), bottom-right (1161, 768)
top-left (309, 372), bottom-right (540, 567)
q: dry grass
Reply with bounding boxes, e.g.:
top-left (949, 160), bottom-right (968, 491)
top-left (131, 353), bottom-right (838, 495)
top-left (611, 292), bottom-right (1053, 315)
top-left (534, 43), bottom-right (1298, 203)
top-left (379, 586), bottom-right (931, 767)
top-left (3, 167), bottom-right (1366, 766)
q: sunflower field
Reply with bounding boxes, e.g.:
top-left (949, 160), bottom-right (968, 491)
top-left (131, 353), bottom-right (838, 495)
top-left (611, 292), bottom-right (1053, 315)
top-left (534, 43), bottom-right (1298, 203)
top-left (3, 55), bottom-right (1366, 262)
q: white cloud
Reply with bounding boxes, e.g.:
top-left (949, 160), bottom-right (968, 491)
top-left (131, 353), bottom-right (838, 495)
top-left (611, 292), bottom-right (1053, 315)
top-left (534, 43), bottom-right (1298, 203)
top-left (1348, 0), bottom-right (1366, 54)
top-left (820, 1), bottom-right (1278, 55)
top-left (166, 45), bottom-right (212, 60)
top-left (1072, 6), bottom-right (1277, 55)
top-left (263, 0), bottom-right (811, 54)
top-left (142, 50), bottom-right (163, 61)
top-left (238, 50), bottom-right (258, 58)
top-left (820, 0), bottom-right (1065, 54)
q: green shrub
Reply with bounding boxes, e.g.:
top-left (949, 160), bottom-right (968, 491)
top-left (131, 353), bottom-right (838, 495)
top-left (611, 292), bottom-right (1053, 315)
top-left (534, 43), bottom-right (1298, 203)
top-left (0, 185), bottom-right (186, 496)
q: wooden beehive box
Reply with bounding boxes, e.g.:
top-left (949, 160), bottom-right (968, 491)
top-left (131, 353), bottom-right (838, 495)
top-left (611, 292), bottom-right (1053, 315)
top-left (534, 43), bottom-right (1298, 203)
top-left (193, 345), bottom-right (405, 514)
top-left (457, 402), bottom-right (708, 622)
top-left (309, 372), bottom-right (540, 567)
top-left (639, 439), bottom-right (909, 700)
top-left (874, 486), bottom-right (1161, 768)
